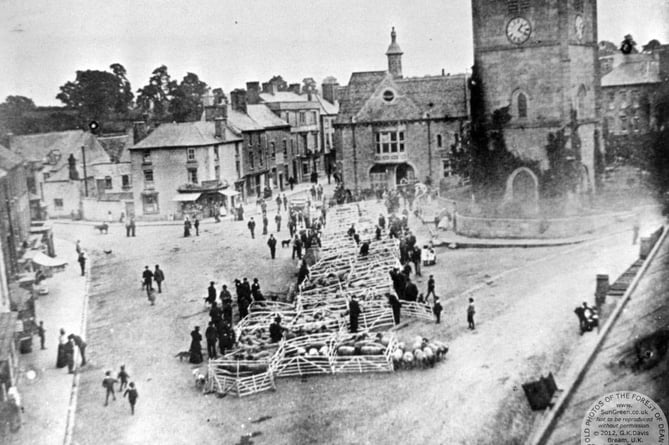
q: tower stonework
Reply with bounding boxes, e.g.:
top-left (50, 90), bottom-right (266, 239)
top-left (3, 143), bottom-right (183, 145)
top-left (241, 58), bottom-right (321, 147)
top-left (471, 0), bottom-right (601, 192)
top-left (386, 27), bottom-right (403, 78)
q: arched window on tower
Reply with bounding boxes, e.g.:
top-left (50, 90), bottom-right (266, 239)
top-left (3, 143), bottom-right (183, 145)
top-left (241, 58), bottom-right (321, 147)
top-left (517, 93), bottom-right (528, 119)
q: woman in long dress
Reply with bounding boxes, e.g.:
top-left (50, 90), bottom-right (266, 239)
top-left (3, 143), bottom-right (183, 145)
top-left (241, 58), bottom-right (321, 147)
top-left (56, 328), bottom-right (67, 368)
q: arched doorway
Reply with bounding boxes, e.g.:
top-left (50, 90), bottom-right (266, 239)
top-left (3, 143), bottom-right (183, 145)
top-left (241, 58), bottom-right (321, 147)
top-left (503, 167), bottom-right (540, 211)
top-left (369, 164), bottom-right (391, 191)
top-left (395, 163), bottom-right (415, 185)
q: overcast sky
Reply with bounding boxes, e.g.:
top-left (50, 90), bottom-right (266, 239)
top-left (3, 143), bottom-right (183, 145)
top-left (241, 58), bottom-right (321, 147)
top-left (1, 0), bottom-right (668, 106)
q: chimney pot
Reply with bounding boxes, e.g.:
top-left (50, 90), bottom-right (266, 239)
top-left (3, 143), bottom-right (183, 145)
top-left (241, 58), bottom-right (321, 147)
top-left (214, 117), bottom-right (226, 141)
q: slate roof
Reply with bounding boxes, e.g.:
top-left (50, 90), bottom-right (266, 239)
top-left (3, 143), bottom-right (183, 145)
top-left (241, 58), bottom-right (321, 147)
top-left (246, 104), bottom-right (290, 129)
top-left (10, 130), bottom-right (110, 172)
top-left (336, 71), bottom-right (468, 124)
top-left (97, 134), bottom-right (132, 163)
top-left (259, 91), bottom-right (307, 103)
top-left (0, 144), bottom-right (25, 170)
top-left (602, 55), bottom-right (661, 87)
top-left (314, 94), bottom-right (339, 116)
top-left (227, 108), bottom-right (264, 133)
top-left (130, 121), bottom-right (241, 150)
top-left (544, 229), bottom-right (669, 444)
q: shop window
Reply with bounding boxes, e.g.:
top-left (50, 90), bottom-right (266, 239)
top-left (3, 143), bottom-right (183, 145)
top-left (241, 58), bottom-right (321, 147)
top-left (142, 194), bottom-right (158, 214)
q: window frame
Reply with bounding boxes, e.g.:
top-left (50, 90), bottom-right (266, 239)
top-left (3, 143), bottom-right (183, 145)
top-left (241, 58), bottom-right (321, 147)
top-left (187, 168), bottom-right (198, 184)
top-left (143, 169), bottom-right (154, 183)
top-left (187, 147), bottom-right (195, 161)
top-left (54, 198), bottom-right (64, 209)
top-left (104, 176), bottom-right (113, 190)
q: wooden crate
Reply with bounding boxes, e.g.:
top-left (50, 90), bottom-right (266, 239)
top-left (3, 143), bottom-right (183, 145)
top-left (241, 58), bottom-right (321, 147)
top-left (273, 333), bottom-right (336, 377)
top-left (330, 332), bottom-right (397, 374)
top-left (206, 359), bottom-right (276, 397)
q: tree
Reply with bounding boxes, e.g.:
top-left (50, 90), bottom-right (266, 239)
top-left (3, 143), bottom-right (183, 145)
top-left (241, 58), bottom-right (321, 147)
top-left (110, 63), bottom-right (134, 113)
top-left (598, 40), bottom-right (618, 55)
top-left (620, 34), bottom-right (638, 55)
top-left (211, 88), bottom-right (227, 105)
top-left (136, 65), bottom-right (177, 121)
top-left (169, 72), bottom-right (209, 122)
top-left (0, 95), bottom-right (36, 138)
top-left (56, 64), bottom-right (134, 127)
top-left (302, 77), bottom-right (317, 95)
top-left (642, 39), bottom-right (662, 53)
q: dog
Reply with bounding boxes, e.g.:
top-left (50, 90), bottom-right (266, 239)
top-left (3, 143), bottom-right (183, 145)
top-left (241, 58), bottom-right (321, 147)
top-left (174, 351), bottom-right (190, 362)
top-left (192, 368), bottom-right (206, 389)
top-left (281, 239), bottom-right (292, 248)
top-left (94, 223), bottom-right (109, 234)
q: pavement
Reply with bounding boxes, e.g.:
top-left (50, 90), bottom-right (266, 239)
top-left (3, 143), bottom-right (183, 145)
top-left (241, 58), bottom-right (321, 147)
top-left (6, 238), bottom-right (88, 445)
top-left (2, 178), bottom-right (333, 444)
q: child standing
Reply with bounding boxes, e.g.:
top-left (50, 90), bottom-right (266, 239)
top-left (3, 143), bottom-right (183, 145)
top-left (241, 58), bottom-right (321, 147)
top-left (102, 371), bottom-right (118, 406)
top-left (123, 382), bottom-right (138, 415)
top-left (433, 298), bottom-right (443, 324)
top-left (37, 321), bottom-right (46, 350)
top-left (117, 365), bottom-right (129, 392)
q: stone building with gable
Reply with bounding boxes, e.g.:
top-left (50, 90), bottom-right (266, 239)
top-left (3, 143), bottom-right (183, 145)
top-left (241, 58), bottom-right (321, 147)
top-left (599, 44), bottom-right (669, 165)
top-left (334, 27), bottom-right (470, 191)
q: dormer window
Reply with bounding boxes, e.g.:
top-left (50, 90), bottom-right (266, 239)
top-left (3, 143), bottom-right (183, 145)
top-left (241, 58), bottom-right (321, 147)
top-left (382, 90), bottom-right (395, 103)
top-left (47, 149), bottom-right (61, 165)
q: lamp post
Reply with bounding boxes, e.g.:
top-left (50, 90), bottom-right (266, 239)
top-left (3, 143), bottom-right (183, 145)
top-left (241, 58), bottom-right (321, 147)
top-left (81, 145), bottom-right (88, 198)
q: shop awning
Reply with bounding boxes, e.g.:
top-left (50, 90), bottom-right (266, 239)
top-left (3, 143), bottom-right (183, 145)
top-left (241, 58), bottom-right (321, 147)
top-left (218, 190), bottom-right (240, 197)
top-left (172, 193), bottom-right (202, 202)
top-left (29, 251), bottom-right (68, 268)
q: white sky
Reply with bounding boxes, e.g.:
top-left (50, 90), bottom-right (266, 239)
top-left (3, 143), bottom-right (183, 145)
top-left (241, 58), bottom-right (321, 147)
top-left (1, 0), bottom-right (668, 106)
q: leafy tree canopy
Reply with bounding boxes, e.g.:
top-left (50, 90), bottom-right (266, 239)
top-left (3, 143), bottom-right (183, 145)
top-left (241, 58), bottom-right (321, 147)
top-left (56, 64), bottom-right (134, 125)
top-left (169, 72), bottom-right (209, 122)
top-left (642, 39), bottom-right (662, 53)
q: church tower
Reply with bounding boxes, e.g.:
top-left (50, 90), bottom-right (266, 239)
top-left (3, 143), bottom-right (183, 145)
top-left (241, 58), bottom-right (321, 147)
top-left (386, 27), bottom-right (403, 78)
top-left (471, 0), bottom-right (601, 195)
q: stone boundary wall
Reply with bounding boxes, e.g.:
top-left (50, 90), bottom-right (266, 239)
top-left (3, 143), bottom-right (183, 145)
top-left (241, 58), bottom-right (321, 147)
top-left (454, 211), bottom-right (633, 239)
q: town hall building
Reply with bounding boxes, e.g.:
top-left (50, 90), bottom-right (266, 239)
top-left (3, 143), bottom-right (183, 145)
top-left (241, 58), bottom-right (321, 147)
top-left (334, 28), bottom-right (470, 192)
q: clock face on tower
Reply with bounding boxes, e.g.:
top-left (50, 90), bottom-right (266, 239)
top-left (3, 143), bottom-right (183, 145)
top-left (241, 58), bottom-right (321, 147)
top-left (506, 16), bottom-right (532, 45)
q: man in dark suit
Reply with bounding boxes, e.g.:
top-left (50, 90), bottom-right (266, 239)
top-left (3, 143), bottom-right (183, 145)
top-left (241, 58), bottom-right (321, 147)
top-left (153, 265), bottom-right (165, 293)
top-left (267, 234), bottom-right (277, 259)
top-left (349, 296), bottom-right (361, 333)
top-left (142, 266), bottom-right (153, 297)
